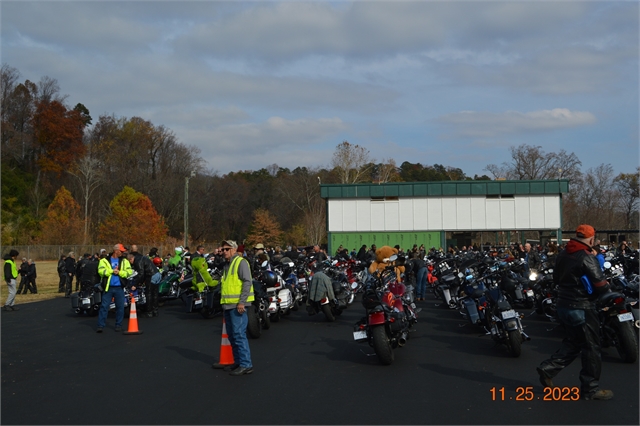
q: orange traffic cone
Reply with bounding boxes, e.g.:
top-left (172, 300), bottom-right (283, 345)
top-left (123, 294), bottom-right (143, 335)
top-left (218, 318), bottom-right (235, 365)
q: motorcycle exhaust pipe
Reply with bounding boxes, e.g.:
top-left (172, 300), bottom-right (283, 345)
top-left (397, 332), bottom-right (408, 347)
top-left (521, 331), bottom-right (531, 341)
top-left (443, 288), bottom-right (451, 305)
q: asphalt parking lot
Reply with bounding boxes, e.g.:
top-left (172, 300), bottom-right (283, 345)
top-left (1, 295), bottom-right (638, 425)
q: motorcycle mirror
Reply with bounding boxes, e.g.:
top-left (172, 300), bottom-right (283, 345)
top-left (351, 282), bottom-right (358, 289)
top-left (332, 260), bottom-right (338, 266)
top-left (261, 260), bottom-right (268, 268)
top-left (603, 261), bottom-right (611, 269)
top-left (388, 254), bottom-right (398, 262)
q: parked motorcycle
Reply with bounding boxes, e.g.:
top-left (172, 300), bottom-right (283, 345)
top-left (353, 256), bottom-right (419, 365)
top-left (597, 291), bottom-right (638, 363)
top-left (71, 281), bottom-right (102, 316)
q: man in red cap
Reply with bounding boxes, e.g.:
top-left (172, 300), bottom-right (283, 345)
top-left (96, 244), bottom-right (133, 333)
top-left (537, 224), bottom-right (613, 400)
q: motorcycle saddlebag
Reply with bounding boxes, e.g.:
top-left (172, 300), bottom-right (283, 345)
top-left (185, 294), bottom-right (195, 313)
top-left (70, 293), bottom-right (80, 309)
top-left (93, 291), bottom-right (102, 305)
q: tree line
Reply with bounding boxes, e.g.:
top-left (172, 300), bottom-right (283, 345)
top-left (2, 64), bottom-right (638, 249)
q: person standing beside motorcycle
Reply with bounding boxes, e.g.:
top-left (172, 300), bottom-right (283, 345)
top-left (537, 224), bottom-right (613, 401)
top-left (64, 252), bottom-right (77, 298)
top-left (211, 240), bottom-right (254, 376)
top-left (127, 250), bottom-right (162, 317)
top-left (96, 244), bottom-right (133, 333)
top-left (524, 243), bottom-right (541, 275)
top-left (410, 252), bottom-right (428, 301)
top-left (305, 265), bottom-right (336, 314)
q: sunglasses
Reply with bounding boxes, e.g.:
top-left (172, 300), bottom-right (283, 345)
top-left (221, 247), bottom-right (233, 251)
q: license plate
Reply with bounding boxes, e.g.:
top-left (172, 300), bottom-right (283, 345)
top-left (618, 312), bottom-right (634, 322)
top-left (298, 278), bottom-right (306, 283)
top-left (353, 330), bottom-right (367, 341)
top-left (82, 298), bottom-right (90, 304)
top-left (501, 309), bottom-right (517, 320)
top-left (195, 299), bottom-right (202, 305)
top-left (526, 290), bottom-right (534, 297)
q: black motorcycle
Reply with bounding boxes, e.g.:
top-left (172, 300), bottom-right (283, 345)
top-left (71, 281), bottom-right (102, 316)
top-left (597, 291), bottom-right (638, 363)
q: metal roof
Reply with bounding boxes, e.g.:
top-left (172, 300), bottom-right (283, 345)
top-left (320, 179), bottom-right (569, 199)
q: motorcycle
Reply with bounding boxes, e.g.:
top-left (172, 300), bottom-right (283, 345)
top-left (157, 269), bottom-right (185, 306)
top-left (353, 255), bottom-right (419, 365)
top-left (483, 272), bottom-right (530, 357)
top-left (71, 281), bottom-right (102, 316)
top-left (531, 263), bottom-right (558, 321)
top-left (597, 291), bottom-right (638, 363)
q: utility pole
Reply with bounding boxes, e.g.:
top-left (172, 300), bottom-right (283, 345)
top-left (184, 170), bottom-right (196, 248)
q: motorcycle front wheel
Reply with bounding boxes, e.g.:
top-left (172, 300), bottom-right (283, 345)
top-left (371, 325), bottom-right (394, 365)
top-left (507, 330), bottom-right (522, 357)
top-left (247, 306), bottom-right (261, 339)
top-left (614, 320), bottom-right (638, 363)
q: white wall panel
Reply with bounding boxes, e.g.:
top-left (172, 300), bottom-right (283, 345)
top-left (370, 202), bottom-right (385, 231)
top-left (427, 199), bottom-right (442, 229)
top-left (486, 200), bottom-right (501, 229)
top-left (456, 198), bottom-right (472, 229)
top-left (544, 195), bottom-right (561, 228)
top-left (413, 199), bottom-right (428, 229)
top-left (342, 200), bottom-right (357, 231)
top-left (328, 200), bottom-right (343, 231)
top-left (385, 202), bottom-right (400, 230)
top-left (515, 197), bottom-right (530, 229)
top-left (356, 200), bottom-right (371, 231)
top-left (470, 198), bottom-right (487, 230)
top-left (442, 198), bottom-right (457, 229)
top-left (399, 199), bottom-right (415, 230)
top-left (530, 196), bottom-right (546, 229)
top-left (500, 199), bottom-right (516, 229)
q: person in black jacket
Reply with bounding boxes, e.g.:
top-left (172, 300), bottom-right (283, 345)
top-left (537, 224), bottom-right (613, 401)
top-left (57, 255), bottom-right (66, 293)
top-left (17, 258), bottom-right (29, 294)
top-left (127, 250), bottom-right (162, 317)
top-left (64, 252), bottom-right (76, 298)
top-left (26, 259), bottom-right (37, 294)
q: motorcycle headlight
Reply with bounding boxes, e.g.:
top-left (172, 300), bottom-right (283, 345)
top-left (529, 273), bottom-right (538, 281)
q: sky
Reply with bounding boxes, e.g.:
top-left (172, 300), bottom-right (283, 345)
top-left (2, 1), bottom-right (638, 177)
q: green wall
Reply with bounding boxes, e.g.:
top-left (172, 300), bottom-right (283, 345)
top-left (329, 231), bottom-right (442, 254)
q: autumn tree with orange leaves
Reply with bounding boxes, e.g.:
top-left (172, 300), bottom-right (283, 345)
top-left (98, 186), bottom-right (168, 245)
top-left (32, 100), bottom-right (86, 175)
top-left (245, 208), bottom-right (283, 249)
top-left (39, 186), bottom-right (84, 244)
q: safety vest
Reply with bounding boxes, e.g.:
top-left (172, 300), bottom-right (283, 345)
top-left (4, 259), bottom-right (18, 281)
top-left (98, 257), bottom-right (133, 291)
top-left (221, 256), bottom-right (254, 305)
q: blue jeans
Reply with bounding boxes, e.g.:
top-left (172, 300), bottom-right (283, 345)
top-left (224, 308), bottom-right (252, 368)
top-left (97, 286), bottom-right (125, 328)
top-left (416, 267), bottom-right (427, 298)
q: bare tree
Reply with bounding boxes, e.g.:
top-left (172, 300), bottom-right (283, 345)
top-left (484, 144), bottom-right (581, 181)
top-left (614, 168), bottom-right (640, 229)
top-left (69, 156), bottom-right (105, 244)
top-left (331, 141), bottom-right (374, 184)
top-left (37, 75), bottom-right (66, 104)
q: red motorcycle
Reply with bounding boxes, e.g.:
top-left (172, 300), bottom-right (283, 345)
top-left (353, 256), bottom-right (419, 365)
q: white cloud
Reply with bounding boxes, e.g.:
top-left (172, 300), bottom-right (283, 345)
top-left (437, 108), bottom-right (597, 139)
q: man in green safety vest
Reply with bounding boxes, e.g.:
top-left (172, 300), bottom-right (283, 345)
top-left (211, 239), bottom-right (254, 376)
top-left (3, 249), bottom-right (20, 311)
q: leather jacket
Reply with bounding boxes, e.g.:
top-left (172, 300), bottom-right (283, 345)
top-left (555, 239), bottom-right (609, 309)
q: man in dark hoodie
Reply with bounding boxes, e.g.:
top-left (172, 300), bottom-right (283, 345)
top-left (536, 224), bottom-right (613, 401)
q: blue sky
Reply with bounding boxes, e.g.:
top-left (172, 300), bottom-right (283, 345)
top-left (2, 1), bottom-right (638, 177)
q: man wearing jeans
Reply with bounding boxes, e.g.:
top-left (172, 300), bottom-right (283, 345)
top-left (96, 244), bottom-right (133, 333)
top-left (211, 239), bottom-right (254, 376)
top-left (536, 224), bottom-right (613, 400)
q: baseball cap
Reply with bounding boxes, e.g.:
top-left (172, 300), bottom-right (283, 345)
top-left (114, 243), bottom-right (128, 252)
top-left (576, 224), bottom-right (595, 239)
top-left (221, 240), bottom-right (238, 249)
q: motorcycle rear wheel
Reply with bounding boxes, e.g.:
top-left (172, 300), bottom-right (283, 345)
top-left (247, 305), bottom-right (261, 339)
top-left (321, 304), bottom-right (335, 322)
top-left (260, 308), bottom-right (271, 329)
top-left (614, 320), bottom-right (638, 363)
top-left (507, 330), bottom-right (522, 357)
top-left (371, 325), bottom-right (394, 365)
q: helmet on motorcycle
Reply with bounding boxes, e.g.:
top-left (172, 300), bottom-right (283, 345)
top-left (152, 257), bottom-right (162, 267)
top-left (262, 270), bottom-right (278, 287)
